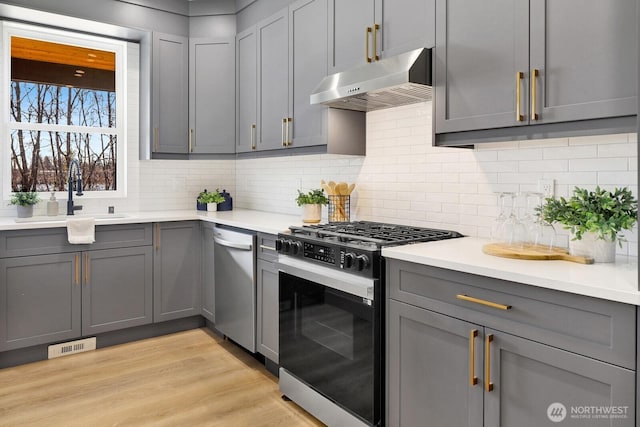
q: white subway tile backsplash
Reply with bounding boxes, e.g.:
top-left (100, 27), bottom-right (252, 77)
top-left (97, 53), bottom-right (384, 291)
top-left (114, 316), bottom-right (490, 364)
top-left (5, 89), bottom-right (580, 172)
top-left (569, 158), bottom-right (629, 172)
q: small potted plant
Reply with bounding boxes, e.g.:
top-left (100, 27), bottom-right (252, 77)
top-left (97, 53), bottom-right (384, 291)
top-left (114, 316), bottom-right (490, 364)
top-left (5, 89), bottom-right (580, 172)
top-left (538, 186), bottom-right (637, 262)
top-left (197, 189), bottom-right (225, 212)
top-left (9, 191), bottom-right (41, 218)
top-left (296, 189), bottom-right (329, 223)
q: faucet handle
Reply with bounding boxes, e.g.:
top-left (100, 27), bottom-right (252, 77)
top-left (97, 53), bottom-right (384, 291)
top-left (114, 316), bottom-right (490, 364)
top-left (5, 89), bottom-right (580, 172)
top-left (73, 205), bottom-right (83, 212)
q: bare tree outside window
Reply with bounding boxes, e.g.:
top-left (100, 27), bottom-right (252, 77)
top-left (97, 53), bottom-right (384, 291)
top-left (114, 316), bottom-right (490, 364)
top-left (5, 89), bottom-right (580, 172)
top-left (9, 36), bottom-right (117, 192)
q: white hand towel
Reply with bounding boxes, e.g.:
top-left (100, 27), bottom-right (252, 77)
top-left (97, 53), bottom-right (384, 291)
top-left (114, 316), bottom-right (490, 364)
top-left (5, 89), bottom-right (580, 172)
top-left (67, 217), bottom-right (96, 244)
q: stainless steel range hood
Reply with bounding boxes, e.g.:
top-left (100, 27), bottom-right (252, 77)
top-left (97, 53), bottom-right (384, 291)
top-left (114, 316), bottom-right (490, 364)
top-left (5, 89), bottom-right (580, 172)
top-left (310, 48), bottom-right (432, 112)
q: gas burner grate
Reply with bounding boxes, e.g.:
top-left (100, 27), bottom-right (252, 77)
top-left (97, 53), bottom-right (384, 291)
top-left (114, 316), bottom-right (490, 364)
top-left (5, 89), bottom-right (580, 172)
top-left (289, 221), bottom-right (463, 247)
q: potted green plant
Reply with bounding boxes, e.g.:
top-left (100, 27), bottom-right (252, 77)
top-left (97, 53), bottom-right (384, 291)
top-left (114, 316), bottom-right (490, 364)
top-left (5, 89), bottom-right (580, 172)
top-left (9, 191), bottom-right (41, 218)
top-left (296, 189), bottom-right (329, 223)
top-left (197, 189), bottom-right (225, 212)
top-left (538, 186), bottom-right (637, 262)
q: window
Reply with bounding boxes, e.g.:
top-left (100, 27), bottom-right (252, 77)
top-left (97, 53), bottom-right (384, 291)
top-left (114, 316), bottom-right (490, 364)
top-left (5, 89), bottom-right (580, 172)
top-left (2, 22), bottom-right (127, 197)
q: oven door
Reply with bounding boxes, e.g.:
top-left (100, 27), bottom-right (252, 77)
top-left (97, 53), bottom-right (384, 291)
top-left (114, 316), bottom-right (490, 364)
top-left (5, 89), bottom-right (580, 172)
top-left (276, 256), bottom-right (378, 425)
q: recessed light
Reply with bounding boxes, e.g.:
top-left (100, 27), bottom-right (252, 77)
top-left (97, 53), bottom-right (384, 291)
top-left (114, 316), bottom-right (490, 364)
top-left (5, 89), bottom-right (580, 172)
top-left (74, 73), bottom-right (83, 77)
top-left (87, 53), bottom-right (97, 58)
top-left (75, 70), bottom-right (85, 74)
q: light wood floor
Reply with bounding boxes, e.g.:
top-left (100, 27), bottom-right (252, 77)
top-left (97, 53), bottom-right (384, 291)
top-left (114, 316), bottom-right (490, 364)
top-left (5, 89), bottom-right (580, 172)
top-left (0, 328), bottom-right (325, 427)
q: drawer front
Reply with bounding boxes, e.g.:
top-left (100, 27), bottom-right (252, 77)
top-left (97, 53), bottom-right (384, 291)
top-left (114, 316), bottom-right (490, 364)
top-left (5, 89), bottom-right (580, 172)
top-left (257, 233), bottom-right (278, 262)
top-left (387, 259), bottom-right (636, 369)
top-left (0, 223), bottom-right (153, 257)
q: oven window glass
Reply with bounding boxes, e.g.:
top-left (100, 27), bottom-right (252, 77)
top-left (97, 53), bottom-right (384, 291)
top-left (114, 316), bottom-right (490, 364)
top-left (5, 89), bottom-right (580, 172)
top-left (279, 272), bottom-right (374, 424)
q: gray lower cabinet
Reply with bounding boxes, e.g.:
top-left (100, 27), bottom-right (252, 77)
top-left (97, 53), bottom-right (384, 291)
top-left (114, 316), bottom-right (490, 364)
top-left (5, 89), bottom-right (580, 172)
top-left (0, 253), bottom-right (80, 351)
top-left (434, 0), bottom-right (637, 142)
top-left (0, 224), bottom-right (154, 351)
top-left (82, 247), bottom-right (153, 335)
top-left (153, 222), bottom-right (201, 322)
top-left (201, 222), bottom-right (215, 322)
top-left (256, 232), bottom-right (279, 362)
top-left (387, 259), bottom-right (637, 426)
top-left (152, 32), bottom-right (189, 154)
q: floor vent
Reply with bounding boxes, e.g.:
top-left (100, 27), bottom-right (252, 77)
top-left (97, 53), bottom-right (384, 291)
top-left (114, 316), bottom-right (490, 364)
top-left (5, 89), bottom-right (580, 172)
top-left (48, 337), bottom-right (97, 359)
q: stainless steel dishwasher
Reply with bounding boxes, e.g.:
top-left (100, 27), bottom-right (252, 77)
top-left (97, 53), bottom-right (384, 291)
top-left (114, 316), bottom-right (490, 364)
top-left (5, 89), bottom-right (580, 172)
top-left (213, 225), bottom-right (257, 352)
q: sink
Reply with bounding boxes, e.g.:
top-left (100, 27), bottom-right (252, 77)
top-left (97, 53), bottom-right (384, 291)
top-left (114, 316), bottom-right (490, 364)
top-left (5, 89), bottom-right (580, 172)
top-left (14, 214), bottom-right (129, 223)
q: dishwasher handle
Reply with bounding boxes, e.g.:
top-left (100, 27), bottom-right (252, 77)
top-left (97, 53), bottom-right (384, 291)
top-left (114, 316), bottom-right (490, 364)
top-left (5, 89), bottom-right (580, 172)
top-left (213, 236), bottom-right (253, 251)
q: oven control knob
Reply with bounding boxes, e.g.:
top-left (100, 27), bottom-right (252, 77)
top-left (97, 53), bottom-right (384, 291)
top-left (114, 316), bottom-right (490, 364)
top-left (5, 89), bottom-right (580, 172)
top-left (291, 241), bottom-right (303, 255)
top-left (281, 239), bottom-right (292, 253)
top-left (344, 252), bottom-right (357, 268)
top-left (356, 254), bottom-right (370, 271)
top-left (275, 239), bottom-right (284, 252)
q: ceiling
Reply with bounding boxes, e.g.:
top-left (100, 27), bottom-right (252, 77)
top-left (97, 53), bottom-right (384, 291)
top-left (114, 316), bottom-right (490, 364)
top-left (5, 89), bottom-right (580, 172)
top-left (11, 37), bottom-right (115, 72)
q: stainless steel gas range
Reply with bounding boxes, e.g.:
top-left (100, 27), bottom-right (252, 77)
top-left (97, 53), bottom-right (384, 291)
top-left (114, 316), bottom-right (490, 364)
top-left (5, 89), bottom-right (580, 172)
top-left (275, 221), bottom-right (463, 426)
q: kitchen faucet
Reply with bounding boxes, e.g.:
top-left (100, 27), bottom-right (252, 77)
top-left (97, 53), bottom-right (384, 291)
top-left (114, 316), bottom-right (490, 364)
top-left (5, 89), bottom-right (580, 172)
top-left (67, 159), bottom-right (84, 215)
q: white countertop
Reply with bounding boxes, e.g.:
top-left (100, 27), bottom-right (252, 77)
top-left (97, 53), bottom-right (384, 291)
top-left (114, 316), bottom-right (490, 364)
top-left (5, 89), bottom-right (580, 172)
top-left (0, 209), bottom-right (303, 235)
top-left (382, 237), bottom-right (639, 305)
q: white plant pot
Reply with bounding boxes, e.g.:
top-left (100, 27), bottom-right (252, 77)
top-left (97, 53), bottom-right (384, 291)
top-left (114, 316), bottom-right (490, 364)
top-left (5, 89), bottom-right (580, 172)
top-left (16, 205), bottom-right (34, 218)
top-left (207, 203), bottom-right (217, 212)
top-left (302, 204), bottom-right (322, 223)
top-left (569, 231), bottom-right (616, 263)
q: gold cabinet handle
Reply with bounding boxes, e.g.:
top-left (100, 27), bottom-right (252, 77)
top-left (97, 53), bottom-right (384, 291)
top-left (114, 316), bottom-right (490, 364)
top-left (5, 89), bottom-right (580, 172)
top-left (84, 253), bottom-right (89, 285)
top-left (285, 117), bottom-right (292, 147)
top-left (189, 128), bottom-right (193, 153)
top-left (373, 24), bottom-right (380, 61)
top-left (365, 26), bottom-right (372, 62)
top-left (251, 124), bottom-right (256, 150)
top-left (154, 127), bottom-right (159, 152)
top-left (531, 68), bottom-right (539, 120)
top-left (469, 329), bottom-right (478, 386)
top-left (155, 224), bottom-right (161, 250)
top-left (485, 334), bottom-right (494, 392)
top-left (515, 71), bottom-right (524, 121)
top-left (75, 254), bottom-right (80, 285)
top-left (456, 294), bottom-right (512, 311)
top-left (281, 118), bottom-right (287, 147)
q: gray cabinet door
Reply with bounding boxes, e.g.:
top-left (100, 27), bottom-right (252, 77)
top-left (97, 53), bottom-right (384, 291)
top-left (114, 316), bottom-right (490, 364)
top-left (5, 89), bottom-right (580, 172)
top-left (328, 0), bottom-right (376, 74)
top-left (256, 9), bottom-right (289, 151)
top-left (529, 0), bottom-right (637, 124)
top-left (82, 247), bottom-right (153, 335)
top-left (288, 0), bottom-right (329, 148)
top-left (236, 27), bottom-right (258, 153)
top-left (0, 253), bottom-right (80, 351)
top-left (378, 0), bottom-right (435, 58)
top-left (434, 0), bottom-right (529, 133)
top-left (153, 222), bottom-right (202, 322)
top-left (485, 329), bottom-right (636, 427)
top-left (189, 37), bottom-right (236, 154)
top-left (201, 223), bottom-right (215, 322)
top-left (152, 33), bottom-right (189, 154)
top-left (256, 258), bottom-right (278, 363)
top-left (387, 300), bottom-right (483, 427)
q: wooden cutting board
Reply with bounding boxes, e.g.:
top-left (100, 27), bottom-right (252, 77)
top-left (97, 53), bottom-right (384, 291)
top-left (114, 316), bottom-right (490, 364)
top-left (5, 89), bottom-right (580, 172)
top-left (482, 243), bottom-right (594, 264)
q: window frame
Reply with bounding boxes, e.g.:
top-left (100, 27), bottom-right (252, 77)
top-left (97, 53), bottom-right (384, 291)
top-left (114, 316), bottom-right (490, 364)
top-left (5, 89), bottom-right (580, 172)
top-left (1, 21), bottom-right (128, 200)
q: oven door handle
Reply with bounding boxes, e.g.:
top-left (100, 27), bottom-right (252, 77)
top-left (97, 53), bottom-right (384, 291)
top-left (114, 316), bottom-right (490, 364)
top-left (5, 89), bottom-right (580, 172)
top-left (275, 256), bottom-right (376, 300)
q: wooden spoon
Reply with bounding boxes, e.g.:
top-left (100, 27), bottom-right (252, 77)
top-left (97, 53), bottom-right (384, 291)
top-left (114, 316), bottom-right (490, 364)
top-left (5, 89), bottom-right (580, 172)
top-left (336, 182), bottom-right (348, 196)
top-left (327, 181), bottom-right (337, 195)
top-left (347, 183), bottom-right (356, 194)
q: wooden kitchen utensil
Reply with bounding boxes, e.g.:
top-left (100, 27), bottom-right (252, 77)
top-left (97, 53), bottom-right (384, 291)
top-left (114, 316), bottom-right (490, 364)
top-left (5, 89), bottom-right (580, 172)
top-left (347, 183), bottom-right (355, 194)
top-left (482, 243), bottom-right (594, 264)
top-left (336, 182), bottom-right (348, 195)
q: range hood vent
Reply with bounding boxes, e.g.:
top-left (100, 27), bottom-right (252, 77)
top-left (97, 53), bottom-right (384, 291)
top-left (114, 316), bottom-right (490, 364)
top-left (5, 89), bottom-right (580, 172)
top-left (310, 48), bottom-right (432, 112)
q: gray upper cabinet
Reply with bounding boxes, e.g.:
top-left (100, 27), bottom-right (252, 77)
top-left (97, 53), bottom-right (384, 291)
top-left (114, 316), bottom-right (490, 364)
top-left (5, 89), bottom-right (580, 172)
top-left (152, 33), bottom-right (189, 154)
top-left (236, 27), bottom-right (258, 153)
top-left (0, 253), bottom-right (80, 352)
top-left (153, 222), bottom-right (202, 322)
top-left (256, 9), bottom-right (289, 151)
top-left (239, 0), bottom-right (330, 153)
top-left (434, 0), bottom-right (529, 134)
top-left (329, 0), bottom-right (434, 73)
top-left (529, 0), bottom-right (637, 124)
top-left (82, 247), bottom-right (153, 335)
top-left (434, 0), bottom-right (637, 139)
top-left (328, 0), bottom-right (376, 74)
top-left (377, 0), bottom-right (435, 58)
top-left (189, 38), bottom-right (236, 154)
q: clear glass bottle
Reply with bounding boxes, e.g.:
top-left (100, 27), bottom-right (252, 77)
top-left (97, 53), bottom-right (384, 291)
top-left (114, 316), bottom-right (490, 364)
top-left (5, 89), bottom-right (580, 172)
top-left (47, 192), bottom-right (59, 216)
